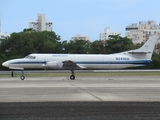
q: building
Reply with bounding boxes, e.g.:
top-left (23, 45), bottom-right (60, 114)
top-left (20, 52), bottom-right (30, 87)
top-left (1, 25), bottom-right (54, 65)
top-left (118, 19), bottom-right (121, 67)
top-left (0, 33), bottom-right (10, 39)
top-left (29, 14), bottom-right (53, 31)
top-left (99, 27), bottom-right (120, 41)
top-left (70, 34), bottom-right (90, 41)
top-left (0, 32), bottom-right (10, 43)
top-left (125, 20), bottom-right (160, 44)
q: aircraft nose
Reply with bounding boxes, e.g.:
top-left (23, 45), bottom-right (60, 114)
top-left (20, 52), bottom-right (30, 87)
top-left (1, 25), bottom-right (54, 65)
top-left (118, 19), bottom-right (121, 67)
top-left (2, 61), bottom-right (9, 67)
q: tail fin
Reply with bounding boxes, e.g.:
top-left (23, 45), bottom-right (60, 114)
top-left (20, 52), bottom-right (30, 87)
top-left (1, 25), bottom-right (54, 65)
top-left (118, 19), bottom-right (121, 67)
top-left (128, 36), bottom-right (157, 59)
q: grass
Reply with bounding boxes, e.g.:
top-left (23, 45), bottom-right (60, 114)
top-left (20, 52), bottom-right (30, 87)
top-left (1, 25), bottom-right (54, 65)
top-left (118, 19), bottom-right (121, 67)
top-left (1, 71), bottom-right (160, 78)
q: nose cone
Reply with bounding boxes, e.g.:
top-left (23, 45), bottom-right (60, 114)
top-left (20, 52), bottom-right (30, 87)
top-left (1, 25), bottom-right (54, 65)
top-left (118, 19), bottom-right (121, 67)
top-left (2, 61), bottom-right (9, 67)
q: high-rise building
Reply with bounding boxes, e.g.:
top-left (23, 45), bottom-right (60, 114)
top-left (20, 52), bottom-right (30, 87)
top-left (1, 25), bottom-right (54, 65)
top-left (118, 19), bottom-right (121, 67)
top-left (125, 20), bottom-right (160, 44)
top-left (0, 33), bottom-right (10, 39)
top-left (0, 13), bottom-right (10, 43)
top-left (0, 33), bottom-right (10, 43)
top-left (29, 14), bottom-right (52, 31)
top-left (99, 27), bottom-right (120, 40)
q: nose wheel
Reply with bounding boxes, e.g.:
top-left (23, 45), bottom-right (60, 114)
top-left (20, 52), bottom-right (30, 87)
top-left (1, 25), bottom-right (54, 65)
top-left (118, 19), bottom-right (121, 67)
top-left (20, 75), bottom-right (25, 80)
top-left (20, 71), bottom-right (25, 80)
top-left (70, 70), bottom-right (75, 80)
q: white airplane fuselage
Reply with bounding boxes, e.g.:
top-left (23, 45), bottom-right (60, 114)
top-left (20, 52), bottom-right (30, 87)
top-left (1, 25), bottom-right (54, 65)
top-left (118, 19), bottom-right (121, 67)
top-left (3, 53), bottom-right (150, 70)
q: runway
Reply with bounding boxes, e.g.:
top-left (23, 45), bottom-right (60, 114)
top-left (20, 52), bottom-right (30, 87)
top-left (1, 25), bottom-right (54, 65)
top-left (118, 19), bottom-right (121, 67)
top-left (0, 76), bottom-right (160, 102)
top-left (1, 76), bottom-right (160, 119)
top-left (1, 102), bottom-right (160, 120)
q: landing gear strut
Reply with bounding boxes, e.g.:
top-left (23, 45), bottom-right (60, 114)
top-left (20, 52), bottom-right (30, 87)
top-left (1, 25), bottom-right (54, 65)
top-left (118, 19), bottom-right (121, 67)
top-left (70, 70), bottom-right (75, 80)
top-left (20, 71), bottom-right (25, 80)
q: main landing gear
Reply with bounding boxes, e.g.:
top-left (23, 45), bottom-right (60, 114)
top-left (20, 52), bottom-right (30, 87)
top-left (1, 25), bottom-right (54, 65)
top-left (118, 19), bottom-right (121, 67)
top-left (70, 70), bottom-right (75, 80)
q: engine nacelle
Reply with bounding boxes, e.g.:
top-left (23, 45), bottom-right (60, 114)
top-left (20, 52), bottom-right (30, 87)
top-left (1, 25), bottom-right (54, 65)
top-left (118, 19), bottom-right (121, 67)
top-left (47, 61), bottom-right (57, 69)
top-left (42, 61), bottom-right (63, 69)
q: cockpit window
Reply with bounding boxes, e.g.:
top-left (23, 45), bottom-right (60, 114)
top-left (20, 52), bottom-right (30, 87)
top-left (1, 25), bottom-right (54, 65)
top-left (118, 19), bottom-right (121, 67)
top-left (29, 56), bottom-right (36, 59)
top-left (25, 55), bottom-right (29, 58)
top-left (24, 55), bottom-right (36, 59)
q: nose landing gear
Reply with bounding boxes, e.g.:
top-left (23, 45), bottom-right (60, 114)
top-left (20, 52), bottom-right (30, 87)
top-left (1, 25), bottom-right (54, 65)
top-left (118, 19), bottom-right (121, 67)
top-left (20, 75), bottom-right (25, 80)
top-left (11, 71), bottom-right (25, 80)
top-left (20, 71), bottom-right (25, 80)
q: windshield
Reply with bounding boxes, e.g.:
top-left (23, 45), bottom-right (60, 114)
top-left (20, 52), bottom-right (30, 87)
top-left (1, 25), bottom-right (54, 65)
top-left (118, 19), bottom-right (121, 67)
top-left (24, 55), bottom-right (36, 59)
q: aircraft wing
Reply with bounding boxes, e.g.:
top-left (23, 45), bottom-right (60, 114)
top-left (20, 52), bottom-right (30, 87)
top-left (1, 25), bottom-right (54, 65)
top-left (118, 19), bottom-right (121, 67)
top-left (62, 60), bottom-right (86, 69)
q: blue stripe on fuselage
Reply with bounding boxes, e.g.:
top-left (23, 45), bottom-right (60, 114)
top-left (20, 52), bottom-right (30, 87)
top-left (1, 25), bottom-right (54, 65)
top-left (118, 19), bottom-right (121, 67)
top-left (75, 60), bottom-right (150, 65)
top-left (10, 60), bottom-right (151, 65)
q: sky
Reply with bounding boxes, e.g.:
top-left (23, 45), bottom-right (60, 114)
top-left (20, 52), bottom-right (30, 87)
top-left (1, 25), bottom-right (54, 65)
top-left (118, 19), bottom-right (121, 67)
top-left (0, 0), bottom-right (160, 41)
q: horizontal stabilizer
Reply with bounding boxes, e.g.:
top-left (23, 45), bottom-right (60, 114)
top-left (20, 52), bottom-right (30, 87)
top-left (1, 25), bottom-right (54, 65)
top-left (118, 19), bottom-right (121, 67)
top-left (128, 51), bottom-right (151, 54)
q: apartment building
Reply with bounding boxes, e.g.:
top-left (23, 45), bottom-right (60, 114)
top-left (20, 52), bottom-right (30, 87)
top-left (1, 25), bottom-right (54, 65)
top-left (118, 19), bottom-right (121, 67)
top-left (125, 20), bottom-right (160, 44)
top-left (0, 32), bottom-right (10, 43)
top-left (0, 32), bottom-right (10, 39)
top-left (29, 14), bottom-right (53, 31)
top-left (99, 27), bottom-right (120, 40)
top-left (71, 34), bottom-right (90, 41)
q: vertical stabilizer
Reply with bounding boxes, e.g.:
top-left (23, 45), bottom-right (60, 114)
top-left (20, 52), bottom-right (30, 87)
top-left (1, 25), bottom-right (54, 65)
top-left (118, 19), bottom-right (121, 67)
top-left (128, 36), bottom-right (157, 59)
top-left (134, 36), bottom-right (157, 53)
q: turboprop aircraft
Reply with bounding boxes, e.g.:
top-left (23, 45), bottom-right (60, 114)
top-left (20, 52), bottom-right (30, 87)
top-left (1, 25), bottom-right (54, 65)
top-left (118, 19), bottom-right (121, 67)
top-left (2, 36), bottom-right (157, 80)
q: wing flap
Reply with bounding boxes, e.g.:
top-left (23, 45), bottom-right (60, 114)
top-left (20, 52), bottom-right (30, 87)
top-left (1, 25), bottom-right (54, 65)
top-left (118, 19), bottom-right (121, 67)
top-left (128, 51), bottom-right (151, 54)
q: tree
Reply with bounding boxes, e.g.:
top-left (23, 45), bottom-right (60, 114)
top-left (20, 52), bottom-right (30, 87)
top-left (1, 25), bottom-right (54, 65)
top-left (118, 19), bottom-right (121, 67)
top-left (90, 40), bottom-right (105, 54)
top-left (0, 29), bottom-right (61, 57)
top-left (104, 35), bottom-right (133, 54)
top-left (62, 39), bottom-right (90, 54)
top-left (42, 41), bottom-right (56, 53)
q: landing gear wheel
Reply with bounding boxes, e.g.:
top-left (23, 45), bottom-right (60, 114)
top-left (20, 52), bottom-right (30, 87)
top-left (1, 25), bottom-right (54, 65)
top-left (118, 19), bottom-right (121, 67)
top-left (70, 75), bottom-right (75, 80)
top-left (20, 75), bottom-right (25, 80)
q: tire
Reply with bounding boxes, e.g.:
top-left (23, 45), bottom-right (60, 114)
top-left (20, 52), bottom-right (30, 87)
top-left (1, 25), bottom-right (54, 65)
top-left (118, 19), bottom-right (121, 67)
top-left (20, 75), bottom-right (25, 80)
top-left (70, 75), bottom-right (75, 80)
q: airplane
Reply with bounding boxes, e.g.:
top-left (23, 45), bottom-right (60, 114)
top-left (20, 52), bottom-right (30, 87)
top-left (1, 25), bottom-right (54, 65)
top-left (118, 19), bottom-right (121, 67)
top-left (2, 36), bottom-right (157, 80)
